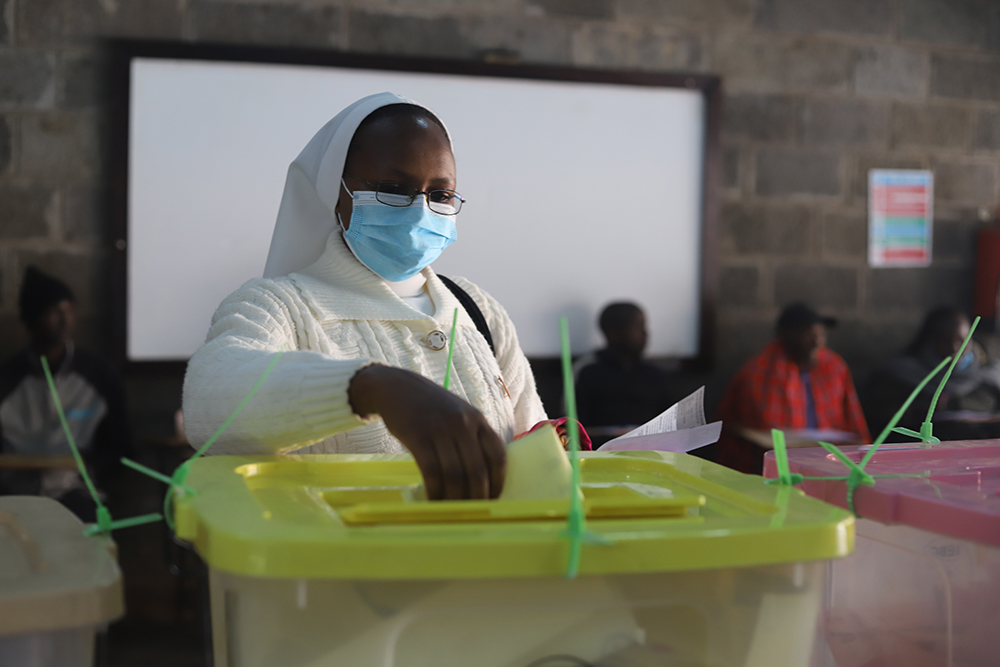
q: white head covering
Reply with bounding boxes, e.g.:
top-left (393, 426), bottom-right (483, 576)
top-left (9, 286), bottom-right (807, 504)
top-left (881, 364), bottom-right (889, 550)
top-left (262, 92), bottom-right (451, 278)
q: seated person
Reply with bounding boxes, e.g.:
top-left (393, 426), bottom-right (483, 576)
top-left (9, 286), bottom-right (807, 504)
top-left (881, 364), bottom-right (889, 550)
top-left (574, 303), bottom-right (674, 445)
top-left (716, 302), bottom-right (870, 473)
top-left (864, 307), bottom-right (1000, 441)
top-left (0, 267), bottom-right (131, 521)
top-left (182, 93), bottom-right (548, 501)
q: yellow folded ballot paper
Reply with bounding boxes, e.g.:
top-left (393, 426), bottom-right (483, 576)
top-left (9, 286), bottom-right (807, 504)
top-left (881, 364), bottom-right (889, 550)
top-left (499, 424), bottom-right (574, 501)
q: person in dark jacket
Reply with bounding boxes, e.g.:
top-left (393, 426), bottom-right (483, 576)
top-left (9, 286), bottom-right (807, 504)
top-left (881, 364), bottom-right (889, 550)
top-left (0, 266), bottom-right (132, 521)
top-left (864, 306), bottom-right (1000, 442)
top-left (574, 302), bottom-right (674, 445)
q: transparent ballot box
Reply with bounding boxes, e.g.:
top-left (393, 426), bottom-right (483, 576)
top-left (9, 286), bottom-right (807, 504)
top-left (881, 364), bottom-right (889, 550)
top-left (174, 447), bottom-right (854, 667)
top-left (764, 440), bottom-right (1000, 667)
top-left (0, 496), bottom-right (124, 667)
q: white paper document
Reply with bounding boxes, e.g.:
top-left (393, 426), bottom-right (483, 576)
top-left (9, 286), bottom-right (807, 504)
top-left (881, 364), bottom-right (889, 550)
top-left (597, 387), bottom-right (720, 453)
top-left (598, 422), bottom-right (722, 453)
top-left (613, 386), bottom-right (706, 438)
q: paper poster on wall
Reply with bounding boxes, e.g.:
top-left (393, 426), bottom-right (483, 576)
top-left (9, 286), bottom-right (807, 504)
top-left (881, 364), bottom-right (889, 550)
top-left (868, 169), bottom-right (933, 267)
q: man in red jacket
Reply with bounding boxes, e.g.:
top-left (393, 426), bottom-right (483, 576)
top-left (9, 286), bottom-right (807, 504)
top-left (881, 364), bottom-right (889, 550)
top-left (716, 302), bottom-right (870, 473)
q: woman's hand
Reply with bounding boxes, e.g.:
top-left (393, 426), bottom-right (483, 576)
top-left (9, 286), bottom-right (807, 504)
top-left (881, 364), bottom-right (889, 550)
top-left (348, 364), bottom-right (506, 500)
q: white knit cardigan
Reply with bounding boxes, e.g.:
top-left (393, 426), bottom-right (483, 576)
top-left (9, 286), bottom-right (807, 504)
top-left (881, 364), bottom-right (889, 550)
top-left (182, 232), bottom-right (547, 455)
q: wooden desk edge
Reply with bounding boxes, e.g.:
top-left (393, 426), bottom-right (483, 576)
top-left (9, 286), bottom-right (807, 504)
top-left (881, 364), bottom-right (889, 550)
top-left (0, 455), bottom-right (79, 471)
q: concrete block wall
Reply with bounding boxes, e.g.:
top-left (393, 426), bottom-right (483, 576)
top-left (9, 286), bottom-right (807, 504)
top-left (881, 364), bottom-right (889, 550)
top-left (1, 0), bottom-right (999, 417)
top-left (714, 0), bottom-right (1000, 390)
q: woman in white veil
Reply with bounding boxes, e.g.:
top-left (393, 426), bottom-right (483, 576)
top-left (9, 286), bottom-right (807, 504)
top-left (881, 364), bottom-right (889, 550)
top-left (182, 93), bottom-right (547, 500)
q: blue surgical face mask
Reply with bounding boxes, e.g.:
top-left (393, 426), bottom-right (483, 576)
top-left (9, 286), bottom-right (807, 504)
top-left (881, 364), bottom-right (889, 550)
top-left (337, 181), bottom-right (457, 282)
top-left (955, 349), bottom-right (975, 372)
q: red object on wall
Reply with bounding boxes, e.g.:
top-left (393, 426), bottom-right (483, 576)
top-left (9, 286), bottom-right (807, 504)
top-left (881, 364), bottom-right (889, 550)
top-left (973, 227), bottom-right (1000, 319)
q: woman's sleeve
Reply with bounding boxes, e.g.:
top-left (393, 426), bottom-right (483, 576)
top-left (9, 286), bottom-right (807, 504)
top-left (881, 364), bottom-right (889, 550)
top-left (181, 280), bottom-right (371, 455)
top-left (453, 278), bottom-right (548, 434)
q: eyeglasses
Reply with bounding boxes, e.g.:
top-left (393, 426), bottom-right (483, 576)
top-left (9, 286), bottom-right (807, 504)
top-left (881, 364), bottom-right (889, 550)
top-left (344, 174), bottom-right (465, 215)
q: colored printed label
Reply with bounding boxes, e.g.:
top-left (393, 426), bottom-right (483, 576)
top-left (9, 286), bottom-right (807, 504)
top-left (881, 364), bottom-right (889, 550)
top-left (869, 169), bottom-right (933, 267)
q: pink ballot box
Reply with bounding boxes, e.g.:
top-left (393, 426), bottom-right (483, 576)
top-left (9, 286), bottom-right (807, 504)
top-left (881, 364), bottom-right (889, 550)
top-left (764, 440), bottom-right (1000, 667)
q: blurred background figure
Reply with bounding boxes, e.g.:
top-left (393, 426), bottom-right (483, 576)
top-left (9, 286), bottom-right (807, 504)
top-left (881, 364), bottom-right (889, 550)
top-left (575, 302), bottom-right (675, 448)
top-left (864, 306), bottom-right (1000, 441)
top-left (0, 266), bottom-right (131, 521)
top-left (716, 302), bottom-right (870, 473)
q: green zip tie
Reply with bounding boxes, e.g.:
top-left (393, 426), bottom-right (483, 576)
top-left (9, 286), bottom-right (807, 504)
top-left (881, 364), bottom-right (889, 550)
top-left (41, 355), bottom-right (102, 505)
top-left (818, 440), bottom-right (873, 514)
top-left (861, 356), bottom-right (951, 467)
top-left (187, 351), bottom-right (285, 463)
top-left (560, 317), bottom-right (586, 579)
top-left (84, 512), bottom-right (163, 536)
top-left (765, 434), bottom-right (928, 514)
top-left (819, 441), bottom-right (927, 515)
top-left (442, 308), bottom-right (459, 391)
top-left (764, 357), bottom-right (950, 516)
top-left (916, 315), bottom-right (981, 444)
top-left (769, 485), bottom-right (792, 528)
top-left (40, 355), bottom-right (163, 535)
top-left (120, 457), bottom-right (194, 496)
top-left (833, 354), bottom-right (947, 515)
top-left (167, 350), bottom-right (284, 529)
top-left (818, 440), bottom-right (874, 485)
top-left (771, 429), bottom-right (803, 485)
top-left (766, 471), bottom-right (928, 485)
top-left (557, 320), bottom-right (612, 571)
top-left (121, 350), bottom-right (285, 531)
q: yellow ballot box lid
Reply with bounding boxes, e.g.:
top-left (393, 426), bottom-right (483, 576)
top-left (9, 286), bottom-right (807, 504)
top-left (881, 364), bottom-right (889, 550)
top-left (173, 435), bottom-right (854, 580)
top-left (0, 496), bottom-right (124, 637)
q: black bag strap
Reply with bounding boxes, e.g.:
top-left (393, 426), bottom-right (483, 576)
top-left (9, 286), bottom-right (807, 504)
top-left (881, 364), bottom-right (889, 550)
top-left (437, 275), bottom-right (496, 357)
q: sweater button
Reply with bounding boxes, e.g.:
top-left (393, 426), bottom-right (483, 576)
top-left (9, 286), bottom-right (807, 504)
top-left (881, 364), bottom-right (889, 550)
top-left (425, 330), bottom-right (448, 351)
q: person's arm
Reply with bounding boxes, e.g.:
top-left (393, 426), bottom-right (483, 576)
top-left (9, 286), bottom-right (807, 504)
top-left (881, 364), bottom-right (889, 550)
top-left (182, 279), bottom-right (371, 455)
top-left (452, 278), bottom-right (547, 433)
top-left (183, 279), bottom-right (506, 500)
top-left (348, 365), bottom-right (505, 500)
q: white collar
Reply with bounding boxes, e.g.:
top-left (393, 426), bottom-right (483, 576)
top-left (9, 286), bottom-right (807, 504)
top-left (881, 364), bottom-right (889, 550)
top-left (387, 272), bottom-right (427, 298)
top-left (291, 231), bottom-right (474, 330)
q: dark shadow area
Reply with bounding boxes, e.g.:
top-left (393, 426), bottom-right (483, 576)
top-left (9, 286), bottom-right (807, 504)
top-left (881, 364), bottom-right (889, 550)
top-left (107, 616), bottom-right (207, 667)
top-left (102, 370), bottom-right (210, 667)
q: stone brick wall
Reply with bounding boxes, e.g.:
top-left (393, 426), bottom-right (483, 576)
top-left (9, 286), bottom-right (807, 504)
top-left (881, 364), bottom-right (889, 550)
top-left (712, 0), bottom-right (1000, 399)
top-left (2, 0), bottom-right (999, 422)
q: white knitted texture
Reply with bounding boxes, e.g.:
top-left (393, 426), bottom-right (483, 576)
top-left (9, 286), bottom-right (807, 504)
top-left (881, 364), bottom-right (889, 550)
top-left (182, 232), bottom-right (547, 455)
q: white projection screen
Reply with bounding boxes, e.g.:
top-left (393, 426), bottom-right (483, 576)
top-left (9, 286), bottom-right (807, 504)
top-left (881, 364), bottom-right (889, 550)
top-left (119, 46), bottom-right (719, 363)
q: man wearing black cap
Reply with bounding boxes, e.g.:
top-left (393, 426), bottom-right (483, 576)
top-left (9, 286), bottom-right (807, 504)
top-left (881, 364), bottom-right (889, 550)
top-left (0, 266), bottom-right (130, 521)
top-left (715, 302), bottom-right (870, 473)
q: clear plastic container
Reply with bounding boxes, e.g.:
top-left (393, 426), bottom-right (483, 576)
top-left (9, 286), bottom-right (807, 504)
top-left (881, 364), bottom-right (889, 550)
top-left (207, 561), bottom-right (828, 667)
top-left (764, 440), bottom-right (1000, 667)
top-left (0, 496), bottom-right (124, 667)
top-left (176, 428), bottom-right (855, 667)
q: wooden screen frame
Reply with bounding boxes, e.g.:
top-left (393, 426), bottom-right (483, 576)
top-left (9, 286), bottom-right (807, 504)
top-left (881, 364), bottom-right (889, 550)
top-left (107, 39), bottom-right (721, 376)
